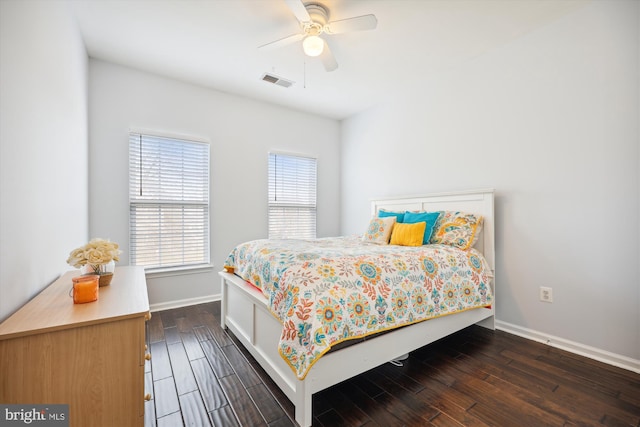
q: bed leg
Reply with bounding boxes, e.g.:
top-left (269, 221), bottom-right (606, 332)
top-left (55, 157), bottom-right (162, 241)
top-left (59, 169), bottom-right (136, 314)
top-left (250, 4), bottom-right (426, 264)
top-left (294, 382), bottom-right (313, 427)
top-left (477, 315), bottom-right (495, 330)
top-left (220, 276), bottom-right (227, 329)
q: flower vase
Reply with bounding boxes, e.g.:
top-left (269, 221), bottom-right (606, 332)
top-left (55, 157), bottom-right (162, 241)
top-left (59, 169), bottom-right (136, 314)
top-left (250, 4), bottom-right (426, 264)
top-left (81, 260), bottom-right (115, 287)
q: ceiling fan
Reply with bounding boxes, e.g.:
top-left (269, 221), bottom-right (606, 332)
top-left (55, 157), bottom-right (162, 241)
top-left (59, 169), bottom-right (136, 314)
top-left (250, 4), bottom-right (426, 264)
top-left (259, 0), bottom-right (378, 72)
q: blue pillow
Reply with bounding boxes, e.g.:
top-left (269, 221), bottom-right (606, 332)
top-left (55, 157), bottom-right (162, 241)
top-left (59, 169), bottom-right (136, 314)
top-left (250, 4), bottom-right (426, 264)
top-left (378, 209), bottom-right (404, 223)
top-left (403, 211), bottom-right (441, 244)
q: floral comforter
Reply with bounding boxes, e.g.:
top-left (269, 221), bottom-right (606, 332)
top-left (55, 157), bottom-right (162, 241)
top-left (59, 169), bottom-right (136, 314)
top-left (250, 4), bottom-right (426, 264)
top-left (224, 236), bottom-right (493, 379)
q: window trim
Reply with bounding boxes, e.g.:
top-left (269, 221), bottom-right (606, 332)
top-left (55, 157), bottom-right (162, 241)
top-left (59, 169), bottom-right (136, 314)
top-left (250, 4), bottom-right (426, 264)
top-left (268, 150), bottom-right (318, 240)
top-left (128, 130), bottom-right (211, 274)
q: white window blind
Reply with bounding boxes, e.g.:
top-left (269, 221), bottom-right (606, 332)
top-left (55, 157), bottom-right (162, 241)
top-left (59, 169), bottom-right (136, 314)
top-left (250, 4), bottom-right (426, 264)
top-left (268, 152), bottom-right (317, 239)
top-left (129, 132), bottom-right (210, 272)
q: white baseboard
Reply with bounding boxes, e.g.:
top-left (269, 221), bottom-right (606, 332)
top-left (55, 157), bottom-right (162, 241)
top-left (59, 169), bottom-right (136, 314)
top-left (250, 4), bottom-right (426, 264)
top-left (149, 294), bottom-right (221, 312)
top-left (495, 320), bottom-right (640, 374)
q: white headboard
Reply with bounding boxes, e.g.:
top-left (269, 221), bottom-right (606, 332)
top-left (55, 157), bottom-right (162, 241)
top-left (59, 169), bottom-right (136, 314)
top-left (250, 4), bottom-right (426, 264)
top-left (371, 189), bottom-right (495, 273)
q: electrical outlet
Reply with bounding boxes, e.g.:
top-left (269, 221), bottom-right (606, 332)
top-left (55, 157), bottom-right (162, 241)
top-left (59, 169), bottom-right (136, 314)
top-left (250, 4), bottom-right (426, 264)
top-left (540, 286), bottom-right (553, 303)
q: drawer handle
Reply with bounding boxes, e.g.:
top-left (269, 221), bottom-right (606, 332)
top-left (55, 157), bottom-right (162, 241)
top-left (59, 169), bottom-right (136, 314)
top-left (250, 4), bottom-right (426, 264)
top-left (144, 393), bottom-right (152, 401)
top-left (145, 312), bottom-right (152, 321)
top-left (145, 353), bottom-right (151, 361)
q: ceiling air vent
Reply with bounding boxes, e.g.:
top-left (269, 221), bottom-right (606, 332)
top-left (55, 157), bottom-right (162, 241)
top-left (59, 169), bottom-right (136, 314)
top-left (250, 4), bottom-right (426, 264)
top-left (261, 73), bottom-right (294, 88)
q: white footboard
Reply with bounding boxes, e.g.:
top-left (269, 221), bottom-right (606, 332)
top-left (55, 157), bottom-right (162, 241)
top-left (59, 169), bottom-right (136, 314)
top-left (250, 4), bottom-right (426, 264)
top-left (220, 271), bottom-right (494, 427)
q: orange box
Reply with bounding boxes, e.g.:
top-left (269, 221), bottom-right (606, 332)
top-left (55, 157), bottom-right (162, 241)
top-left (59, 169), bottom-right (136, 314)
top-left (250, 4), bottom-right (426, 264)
top-left (72, 275), bottom-right (99, 304)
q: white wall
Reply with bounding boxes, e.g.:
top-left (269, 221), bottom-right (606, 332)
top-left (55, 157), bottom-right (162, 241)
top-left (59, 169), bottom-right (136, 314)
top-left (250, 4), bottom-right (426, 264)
top-left (341, 1), bottom-right (639, 361)
top-left (0, 1), bottom-right (88, 321)
top-left (89, 60), bottom-right (341, 307)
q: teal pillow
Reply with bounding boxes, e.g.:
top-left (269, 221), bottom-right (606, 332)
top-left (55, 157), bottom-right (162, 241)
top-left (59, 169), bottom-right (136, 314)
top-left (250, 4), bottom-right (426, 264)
top-left (378, 209), bottom-right (404, 223)
top-left (403, 211), bottom-right (441, 244)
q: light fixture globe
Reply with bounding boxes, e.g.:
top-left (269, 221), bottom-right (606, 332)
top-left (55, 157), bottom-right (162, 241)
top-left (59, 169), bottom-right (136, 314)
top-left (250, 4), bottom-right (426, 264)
top-left (302, 35), bottom-right (324, 57)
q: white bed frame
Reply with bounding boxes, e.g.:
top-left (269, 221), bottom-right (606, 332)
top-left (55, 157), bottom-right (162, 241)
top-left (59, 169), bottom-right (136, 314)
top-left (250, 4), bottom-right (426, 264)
top-left (219, 189), bottom-right (495, 426)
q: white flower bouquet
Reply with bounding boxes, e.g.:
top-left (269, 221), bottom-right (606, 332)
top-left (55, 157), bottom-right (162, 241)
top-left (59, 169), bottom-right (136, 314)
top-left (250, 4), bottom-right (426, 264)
top-left (67, 238), bottom-right (121, 275)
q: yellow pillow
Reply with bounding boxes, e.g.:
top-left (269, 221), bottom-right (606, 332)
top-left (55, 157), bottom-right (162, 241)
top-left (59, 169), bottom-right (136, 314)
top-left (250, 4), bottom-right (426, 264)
top-left (390, 222), bottom-right (426, 246)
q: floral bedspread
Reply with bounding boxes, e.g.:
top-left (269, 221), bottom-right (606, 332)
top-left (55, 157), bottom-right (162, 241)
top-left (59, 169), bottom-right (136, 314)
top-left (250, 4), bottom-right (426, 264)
top-left (224, 236), bottom-right (493, 379)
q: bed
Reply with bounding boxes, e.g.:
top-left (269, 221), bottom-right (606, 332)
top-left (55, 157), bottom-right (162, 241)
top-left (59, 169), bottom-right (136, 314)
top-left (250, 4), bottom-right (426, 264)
top-left (219, 189), bottom-right (495, 426)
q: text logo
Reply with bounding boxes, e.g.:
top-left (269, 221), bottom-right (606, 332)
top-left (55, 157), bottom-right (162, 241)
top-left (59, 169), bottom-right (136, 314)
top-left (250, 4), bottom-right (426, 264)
top-left (0, 405), bottom-right (68, 426)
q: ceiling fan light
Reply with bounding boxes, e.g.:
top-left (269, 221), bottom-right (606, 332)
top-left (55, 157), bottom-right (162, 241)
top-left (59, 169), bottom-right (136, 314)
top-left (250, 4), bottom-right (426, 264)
top-left (302, 35), bottom-right (324, 57)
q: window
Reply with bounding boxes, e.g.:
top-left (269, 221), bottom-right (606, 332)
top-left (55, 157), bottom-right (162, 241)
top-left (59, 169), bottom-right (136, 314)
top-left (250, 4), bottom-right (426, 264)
top-left (268, 152), bottom-right (317, 239)
top-left (129, 132), bottom-right (210, 272)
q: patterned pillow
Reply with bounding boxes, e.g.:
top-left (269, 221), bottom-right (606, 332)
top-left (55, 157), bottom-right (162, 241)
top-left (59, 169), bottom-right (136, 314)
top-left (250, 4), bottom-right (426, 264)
top-left (430, 211), bottom-right (483, 250)
top-left (362, 216), bottom-right (396, 244)
top-left (390, 222), bottom-right (426, 246)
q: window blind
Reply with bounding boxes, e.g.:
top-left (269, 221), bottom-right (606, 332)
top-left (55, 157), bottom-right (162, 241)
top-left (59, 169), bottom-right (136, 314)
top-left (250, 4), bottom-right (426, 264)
top-left (129, 132), bottom-right (210, 271)
top-left (268, 152), bottom-right (317, 239)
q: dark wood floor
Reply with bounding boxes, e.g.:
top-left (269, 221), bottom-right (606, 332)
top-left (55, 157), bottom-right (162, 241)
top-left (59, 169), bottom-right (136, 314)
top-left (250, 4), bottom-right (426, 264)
top-left (144, 301), bottom-right (640, 427)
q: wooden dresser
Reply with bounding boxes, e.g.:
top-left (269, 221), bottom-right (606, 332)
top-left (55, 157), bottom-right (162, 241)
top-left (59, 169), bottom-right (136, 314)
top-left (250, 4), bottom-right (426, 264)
top-left (0, 266), bottom-right (150, 427)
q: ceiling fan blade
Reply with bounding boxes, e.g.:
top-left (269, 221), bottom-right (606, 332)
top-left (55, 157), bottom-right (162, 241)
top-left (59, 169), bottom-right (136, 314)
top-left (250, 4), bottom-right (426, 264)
top-left (283, 0), bottom-right (311, 23)
top-left (324, 14), bottom-right (378, 34)
top-left (319, 41), bottom-right (338, 72)
top-left (258, 33), bottom-right (304, 50)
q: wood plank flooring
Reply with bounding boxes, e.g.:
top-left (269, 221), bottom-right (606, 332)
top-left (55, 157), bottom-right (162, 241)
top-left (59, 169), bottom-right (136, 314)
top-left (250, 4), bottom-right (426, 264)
top-left (145, 301), bottom-right (640, 426)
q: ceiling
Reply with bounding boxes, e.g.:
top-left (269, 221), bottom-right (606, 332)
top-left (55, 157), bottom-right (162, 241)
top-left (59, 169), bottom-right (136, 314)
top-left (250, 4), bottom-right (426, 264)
top-left (70, 0), bottom-right (589, 120)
